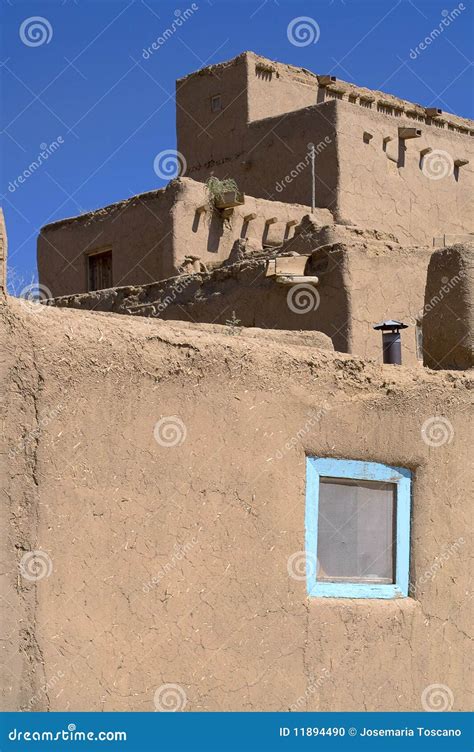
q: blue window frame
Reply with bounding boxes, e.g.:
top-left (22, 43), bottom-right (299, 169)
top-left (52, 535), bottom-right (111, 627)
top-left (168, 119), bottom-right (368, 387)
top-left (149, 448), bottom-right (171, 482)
top-left (305, 458), bottom-right (411, 599)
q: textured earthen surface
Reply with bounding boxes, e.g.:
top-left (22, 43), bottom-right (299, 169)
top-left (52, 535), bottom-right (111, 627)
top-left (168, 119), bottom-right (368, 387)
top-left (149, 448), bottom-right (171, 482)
top-left (45, 236), bottom-right (433, 366)
top-left (178, 52), bottom-right (474, 245)
top-left (2, 296), bottom-right (472, 711)
top-left (38, 177), bottom-right (327, 299)
top-left (423, 242), bottom-right (474, 370)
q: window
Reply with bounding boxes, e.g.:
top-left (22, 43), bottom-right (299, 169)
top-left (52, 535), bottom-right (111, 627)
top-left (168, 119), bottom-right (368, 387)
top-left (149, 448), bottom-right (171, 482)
top-left (305, 458), bottom-right (411, 598)
top-left (88, 249), bottom-right (112, 291)
top-left (211, 95), bottom-right (221, 112)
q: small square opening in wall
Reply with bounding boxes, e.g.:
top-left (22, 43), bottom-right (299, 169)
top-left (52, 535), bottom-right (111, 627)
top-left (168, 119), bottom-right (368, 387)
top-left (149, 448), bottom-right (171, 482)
top-left (211, 95), bottom-right (221, 112)
top-left (305, 458), bottom-right (411, 599)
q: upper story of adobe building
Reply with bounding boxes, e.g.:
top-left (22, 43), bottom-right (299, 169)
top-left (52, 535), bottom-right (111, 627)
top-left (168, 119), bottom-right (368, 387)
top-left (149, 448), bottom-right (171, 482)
top-left (177, 51), bottom-right (474, 245)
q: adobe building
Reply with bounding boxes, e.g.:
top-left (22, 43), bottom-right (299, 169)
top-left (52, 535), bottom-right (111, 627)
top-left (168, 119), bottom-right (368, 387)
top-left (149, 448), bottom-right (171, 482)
top-left (2, 230), bottom-right (473, 710)
top-left (37, 177), bottom-right (325, 297)
top-left (3, 55), bottom-right (473, 713)
top-left (177, 51), bottom-right (474, 245)
top-left (47, 221), bottom-right (434, 366)
top-left (37, 52), bottom-right (474, 368)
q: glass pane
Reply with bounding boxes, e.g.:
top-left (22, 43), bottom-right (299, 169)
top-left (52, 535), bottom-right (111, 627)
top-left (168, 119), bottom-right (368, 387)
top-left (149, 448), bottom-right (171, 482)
top-left (317, 477), bottom-right (396, 583)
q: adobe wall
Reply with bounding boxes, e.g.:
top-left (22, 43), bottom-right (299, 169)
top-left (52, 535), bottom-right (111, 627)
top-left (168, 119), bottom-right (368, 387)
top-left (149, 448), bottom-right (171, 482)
top-left (177, 52), bottom-right (474, 244)
top-left (183, 99), bottom-right (338, 212)
top-left (335, 101), bottom-right (474, 245)
top-left (185, 97), bottom-right (474, 245)
top-left (37, 187), bottom-right (176, 298)
top-left (37, 178), bottom-right (325, 299)
top-left (423, 242), bottom-right (474, 370)
top-left (46, 236), bottom-right (432, 367)
top-left (288, 231), bottom-right (433, 364)
top-left (3, 297), bottom-right (472, 711)
top-left (176, 54), bottom-right (249, 179)
top-left (246, 52), bottom-right (318, 123)
top-left (170, 178), bottom-right (329, 267)
top-left (177, 52), bottom-right (320, 183)
top-left (44, 258), bottom-right (350, 348)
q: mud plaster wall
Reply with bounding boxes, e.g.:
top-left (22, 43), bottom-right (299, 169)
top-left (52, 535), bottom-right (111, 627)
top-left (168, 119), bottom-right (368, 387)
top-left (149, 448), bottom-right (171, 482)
top-left (177, 52), bottom-right (321, 186)
top-left (177, 53), bottom-right (473, 244)
top-left (170, 179), bottom-right (327, 266)
top-left (246, 55), bottom-right (318, 123)
top-left (46, 261), bottom-right (351, 353)
top-left (37, 187), bottom-right (176, 298)
top-left (423, 243), bottom-right (474, 370)
top-left (38, 179), bottom-right (324, 299)
top-left (176, 55), bottom-right (249, 179)
top-left (335, 102), bottom-right (474, 246)
top-left (47, 240), bottom-right (432, 367)
top-left (182, 100), bottom-right (338, 213)
top-left (2, 298), bottom-right (472, 712)
top-left (339, 243), bottom-right (434, 364)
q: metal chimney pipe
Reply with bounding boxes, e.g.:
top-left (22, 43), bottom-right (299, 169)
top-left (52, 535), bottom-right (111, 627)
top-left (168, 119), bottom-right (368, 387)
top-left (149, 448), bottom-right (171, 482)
top-left (373, 320), bottom-right (409, 365)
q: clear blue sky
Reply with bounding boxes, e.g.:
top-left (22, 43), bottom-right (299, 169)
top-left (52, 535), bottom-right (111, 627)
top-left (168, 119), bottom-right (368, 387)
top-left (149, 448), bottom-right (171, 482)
top-left (1, 0), bottom-right (473, 289)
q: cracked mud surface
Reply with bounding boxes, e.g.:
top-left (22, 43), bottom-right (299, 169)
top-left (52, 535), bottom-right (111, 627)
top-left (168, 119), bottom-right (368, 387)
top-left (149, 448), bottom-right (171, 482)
top-left (1, 297), bottom-right (472, 711)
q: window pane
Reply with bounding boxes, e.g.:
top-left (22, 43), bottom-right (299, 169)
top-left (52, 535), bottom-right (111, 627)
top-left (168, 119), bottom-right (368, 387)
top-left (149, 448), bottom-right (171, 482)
top-left (317, 477), bottom-right (396, 583)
